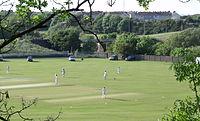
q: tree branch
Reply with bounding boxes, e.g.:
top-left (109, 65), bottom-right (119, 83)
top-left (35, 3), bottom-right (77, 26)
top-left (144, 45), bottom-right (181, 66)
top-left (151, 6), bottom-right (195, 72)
top-left (0, 0), bottom-right (10, 6)
top-left (87, 0), bottom-right (95, 24)
top-left (0, 116), bottom-right (7, 121)
top-left (69, 13), bottom-right (106, 51)
top-left (6, 98), bottom-right (37, 120)
top-left (107, 0), bottom-right (117, 7)
top-left (179, 0), bottom-right (191, 3)
top-left (0, 0), bottom-right (90, 52)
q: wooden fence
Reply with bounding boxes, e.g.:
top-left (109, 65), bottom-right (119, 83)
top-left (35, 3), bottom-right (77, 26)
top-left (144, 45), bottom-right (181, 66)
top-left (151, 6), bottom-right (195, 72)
top-left (134, 55), bottom-right (182, 62)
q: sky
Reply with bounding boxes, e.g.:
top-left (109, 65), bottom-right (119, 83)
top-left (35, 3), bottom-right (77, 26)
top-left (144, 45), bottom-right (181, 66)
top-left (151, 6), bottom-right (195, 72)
top-left (80, 0), bottom-right (200, 15)
top-left (1, 0), bottom-right (200, 15)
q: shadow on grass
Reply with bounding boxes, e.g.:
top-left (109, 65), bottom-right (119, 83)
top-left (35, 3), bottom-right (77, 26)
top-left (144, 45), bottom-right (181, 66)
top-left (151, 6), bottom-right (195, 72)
top-left (0, 60), bottom-right (9, 62)
top-left (59, 84), bottom-right (75, 87)
top-left (28, 60), bottom-right (40, 62)
top-left (8, 73), bottom-right (23, 75)
top-left (69, 60), bottom-right (83, 62)
top-left (67, 76), bottom-right (79, 79)
top-left (106, 97), bottom-right (128, 102)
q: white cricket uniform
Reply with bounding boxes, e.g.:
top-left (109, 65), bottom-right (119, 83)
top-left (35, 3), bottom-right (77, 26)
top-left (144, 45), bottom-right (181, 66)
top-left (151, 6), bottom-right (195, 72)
top-left (102, 87), bottom-right (106, 98)
top-left (55, 74), bottom-right (58, 85)
top-left (62, 69), bottom-right (65, 77)
top-left (117, 67), bottom-right (120, 74)
top-left (104, 71), bottom-right (107, 80)
top-left (6, 66), bottom-right (10, 73)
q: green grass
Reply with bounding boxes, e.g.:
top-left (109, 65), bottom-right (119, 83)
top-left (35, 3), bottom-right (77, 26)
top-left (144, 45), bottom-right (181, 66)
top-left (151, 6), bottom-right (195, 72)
top-left (2, 39), bottom-right (58, 54)
top-left (143, 31), bottom-right (182, 42)
top-left (0, 58), bottom-right (192, 121)
top-left (82, 31), bottom-right (182, 43)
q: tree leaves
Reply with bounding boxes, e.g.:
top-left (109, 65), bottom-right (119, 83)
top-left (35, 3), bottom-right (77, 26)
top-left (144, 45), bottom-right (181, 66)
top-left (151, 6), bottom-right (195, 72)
top-left (162, 97), bottom-right (200, 121)
top-left (16, 0), bottom-right (48, 24)
top-left (137, 0), bottom-right (154, 10)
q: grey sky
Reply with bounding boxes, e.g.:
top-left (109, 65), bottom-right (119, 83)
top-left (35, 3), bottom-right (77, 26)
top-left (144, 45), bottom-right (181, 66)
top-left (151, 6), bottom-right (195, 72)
top-left (1, 0), bottom-right (200, 15)
top-left (87, 0), bottom-right (200, 15)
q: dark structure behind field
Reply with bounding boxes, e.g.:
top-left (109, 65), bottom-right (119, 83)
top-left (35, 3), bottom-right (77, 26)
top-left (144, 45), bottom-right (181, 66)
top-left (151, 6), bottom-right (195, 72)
top-left (134, 55), bottom-right (182, 62)
top-left (77, 52), bottom-right (182, 62)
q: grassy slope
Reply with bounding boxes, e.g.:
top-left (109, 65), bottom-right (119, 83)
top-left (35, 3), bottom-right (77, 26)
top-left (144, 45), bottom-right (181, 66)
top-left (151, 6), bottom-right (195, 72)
top-left (0, 58), bottom-right (192, 121)
top-left (142, 31), bottom-right (182, 42)
top-left (2, 39), bottom-right (58, 53)
top-left (81, 31), bottom-right (182, 43)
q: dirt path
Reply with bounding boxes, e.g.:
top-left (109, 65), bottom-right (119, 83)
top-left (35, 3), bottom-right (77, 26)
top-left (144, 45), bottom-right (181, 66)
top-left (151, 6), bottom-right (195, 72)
top-left (0, 76), bottom-right (4, 79)
top-left (45, 93), bottom-right (138, 103)
top-left (0, 82), bottom-right (55, 89)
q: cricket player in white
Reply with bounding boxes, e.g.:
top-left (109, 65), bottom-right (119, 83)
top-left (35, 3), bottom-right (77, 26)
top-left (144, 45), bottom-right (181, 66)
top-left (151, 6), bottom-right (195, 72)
top-left (104, 71), bottom-right (107, 80)
top-left (117, 67), bottom-right (120, 74)
top-left (55, 73), bottom-right (58, 85)
top-left (61, 68), bottom-right (65, 77)
top-left (6, 66), bottom-right (10, 73)
top-left (102, 87), bottom-right (106, 98)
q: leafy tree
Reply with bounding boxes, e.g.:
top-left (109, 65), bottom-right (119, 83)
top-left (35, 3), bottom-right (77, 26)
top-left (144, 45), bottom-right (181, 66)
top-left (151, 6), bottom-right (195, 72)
top-left (189, 46), bottom-right (200, 56)
top-left (100, 14), bottom-right (122, 33)
top-left (155, 43), bottom-right (171, 56)
top-left (162, 97), bottom-right (200, 121)
top-left (102, 15), bottom-right (111, 33)
top-left (171, 54), bottom-right (200, 112)
top-left (81, 40), bottom-right (97, 52)
top-left (48, 27), bottom-right (81, 51)
top-left (170, 48), bottom-right (192, 57)
top-left (25, 31), bottom-right (43, 39)
top-left (111, 33), bottom-right (138, 58)
top-left (80, 34), bottom-right (95, 41)
top-left (136, 36), bottom-right (158, 54)
top-left (47, 22), bottom-right (68, 38)
top-left (168, 28), bottom-right (200, 48)
top-left (92, 13), bottom-right (105, 33)
top-left (161, 53), bottom-right (200, 121)
top-left (99, 33), bottom-right (117, 40)
top-left (109, 15), bottom-right (122, 33)
top-left (49, 15), bottom-right (65, 28)
top-left (128, 19), bottom-right (139, 34)
top-left (117, 17), bottom-right (130, 33)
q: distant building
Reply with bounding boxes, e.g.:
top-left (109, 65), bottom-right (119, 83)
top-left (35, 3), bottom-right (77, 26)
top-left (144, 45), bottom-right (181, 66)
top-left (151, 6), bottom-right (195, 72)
top-left (74, 11), bottom-right (181, 21)
top-left (171, 11), bottom-right (181, 20)
top-left (130, 11), bottom-right (172, 20)
top-left (106, 11), bottom-right (181, 20)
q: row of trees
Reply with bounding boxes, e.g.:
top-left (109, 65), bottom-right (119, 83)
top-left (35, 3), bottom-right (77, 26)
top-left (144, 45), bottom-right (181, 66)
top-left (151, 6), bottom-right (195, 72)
top-left (47, 13), bottom-right (200, 36)
top-left (155, 28), bottom-right (200, 57)
top-left (108, 33), bottom-right (160, 57)
top-left (27, 27), bottom-right (200, 57)
top-left (92, 14), bottom-right (185, 34)
top-left (15, 21), bottom-right (200, 58)
top-left (2, 11), bottom-right (200, 41)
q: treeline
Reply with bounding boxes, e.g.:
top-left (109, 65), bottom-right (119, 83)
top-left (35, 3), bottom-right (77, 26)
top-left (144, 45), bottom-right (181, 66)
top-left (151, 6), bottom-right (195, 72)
top-left (108, 28), bottom-right (200, 58)
top-left (157, 28), bottom-right (200, 57)
top-left (92, 13), bottom-right (200, 34)
top-left (1, 10), bottom-right (200, 40)
top-left (2, 10), bottom-right (200, 56)
top-left (48, 12), bottom-right (200, 35)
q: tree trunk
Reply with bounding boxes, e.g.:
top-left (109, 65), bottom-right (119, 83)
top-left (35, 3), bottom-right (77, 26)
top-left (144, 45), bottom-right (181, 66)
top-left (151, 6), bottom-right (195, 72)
top-left (193, 81), bottom-right (200, 112)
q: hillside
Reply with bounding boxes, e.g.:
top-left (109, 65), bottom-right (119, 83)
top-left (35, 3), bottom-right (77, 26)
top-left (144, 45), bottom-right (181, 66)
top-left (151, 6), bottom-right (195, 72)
top-left (142, 31), bottom-right (182, 42)
top-left (80, 31), bottom-right (182, 43)
top-left (1, 39), bottom-right (64, 57)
